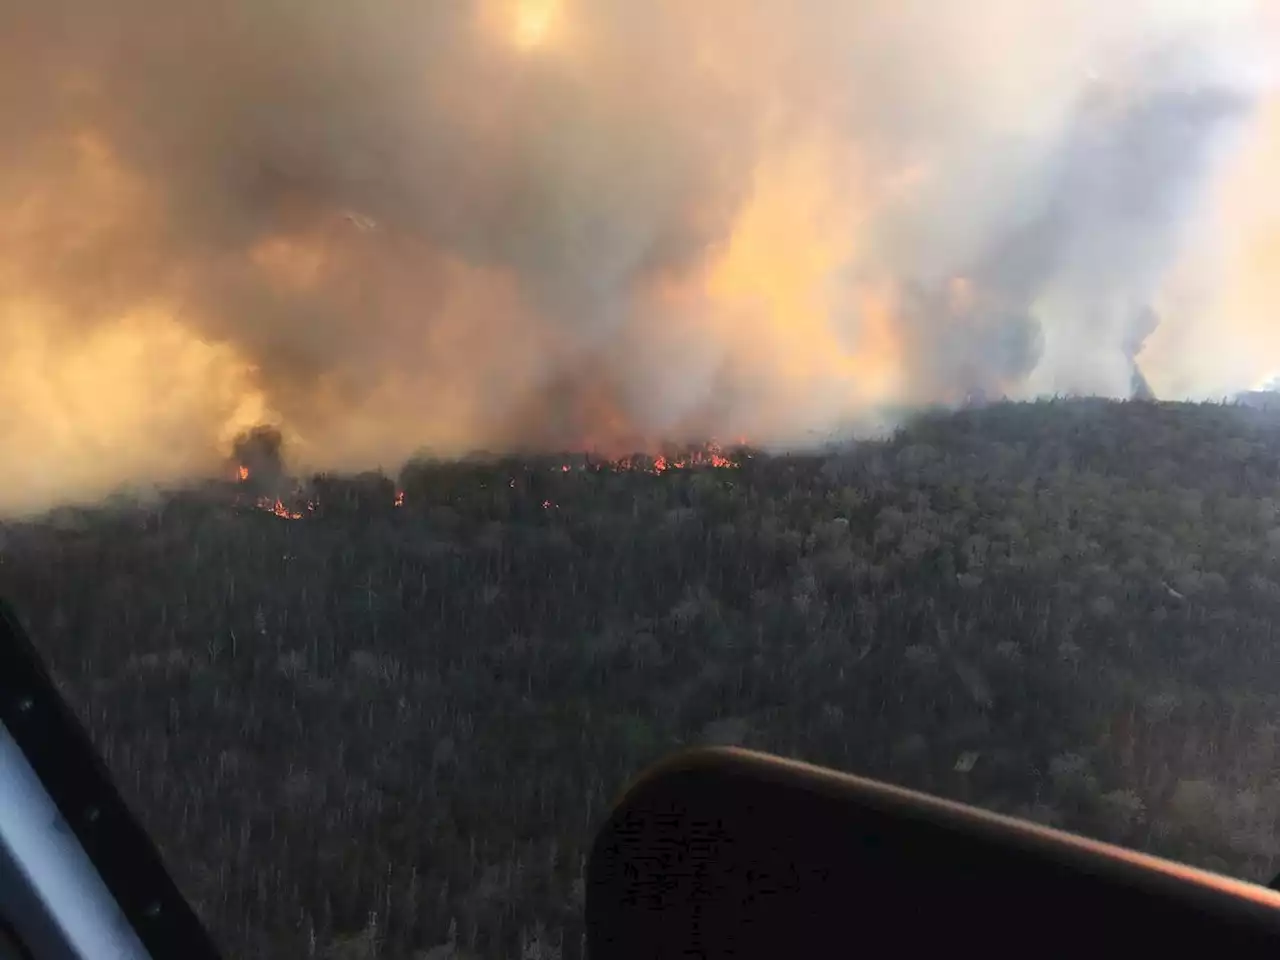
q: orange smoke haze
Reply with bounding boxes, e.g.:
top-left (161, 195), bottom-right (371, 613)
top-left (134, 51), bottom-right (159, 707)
top-left (1144, 88), bottom-right (1280, 398)
top-left (1, 0), bottom-right (1278, 515)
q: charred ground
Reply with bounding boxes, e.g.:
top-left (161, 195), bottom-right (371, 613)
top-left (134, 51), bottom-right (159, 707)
top-left (3, 398), bottom-right (1280, 958)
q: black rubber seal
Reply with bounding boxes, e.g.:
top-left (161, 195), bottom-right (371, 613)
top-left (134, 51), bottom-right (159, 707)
top-left (0, 599), bottom-right (222, 959)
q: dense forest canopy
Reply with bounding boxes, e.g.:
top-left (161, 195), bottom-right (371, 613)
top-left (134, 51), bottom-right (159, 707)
top-left (3, 397), bottom-right (1280, 958)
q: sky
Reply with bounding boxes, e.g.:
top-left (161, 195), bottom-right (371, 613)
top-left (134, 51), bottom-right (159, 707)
top-left (2, 0), bottom-right (1278, 514)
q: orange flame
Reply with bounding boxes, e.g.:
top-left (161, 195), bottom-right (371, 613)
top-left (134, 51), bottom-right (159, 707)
top-left (256, 496), bottom-right (303, 520)
top-left (591, 441), bottom-right (741, 473)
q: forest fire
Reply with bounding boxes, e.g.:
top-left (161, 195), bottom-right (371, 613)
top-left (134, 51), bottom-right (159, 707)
top-left (551, 440), bottom-right (745, 474)
top-left (226, 434), bottom-right (744, 523)
top-left (610, 448), bottom-right (737, 473)
top-left (234, 464), bottom-right (306, 520)
top-left (653, 446), bottom-right (737, 471)
top-left (1, 0), bottom-right (1277, 525)
top-left (257, 497), bottom-right (303, 521)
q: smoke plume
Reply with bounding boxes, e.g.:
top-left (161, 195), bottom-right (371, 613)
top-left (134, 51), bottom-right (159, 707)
top-left (2, 0), bottom-right (1278, 514)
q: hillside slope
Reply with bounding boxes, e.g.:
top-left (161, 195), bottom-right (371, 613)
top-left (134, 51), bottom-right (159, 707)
top-left (3, 397), bottom-right (1280, 958)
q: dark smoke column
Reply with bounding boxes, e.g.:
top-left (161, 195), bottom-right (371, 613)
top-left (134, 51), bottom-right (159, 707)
top-left (1126, 305), bottom-right (1159, 400)
top-left (230, 426), bottom-right (286, 494)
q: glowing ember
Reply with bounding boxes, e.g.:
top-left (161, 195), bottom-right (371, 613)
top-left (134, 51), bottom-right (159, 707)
top-left (228, 439), bottom-right (742, 524)
top-left (605, 442), bottom-right (741, 473)
top-left (257, 496), bottom-right (303, 520)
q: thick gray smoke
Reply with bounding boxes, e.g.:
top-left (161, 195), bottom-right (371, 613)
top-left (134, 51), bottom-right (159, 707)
top-left (1, 0), bottom-right (1277, 514)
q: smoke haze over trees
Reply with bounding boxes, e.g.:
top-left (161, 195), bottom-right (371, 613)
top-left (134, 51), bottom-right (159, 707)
top-left (8, 7), bottom-right (1280, 955)
top-left (2, 1), bottom-right (1279, 515)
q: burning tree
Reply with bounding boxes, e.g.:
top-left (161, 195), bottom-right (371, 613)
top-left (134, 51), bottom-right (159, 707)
top-left (231, 425), bottom-right (286, 493)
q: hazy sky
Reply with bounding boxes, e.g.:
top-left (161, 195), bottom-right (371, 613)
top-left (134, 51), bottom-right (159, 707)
top-left (2, 0), bottom-right (1278, 514)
